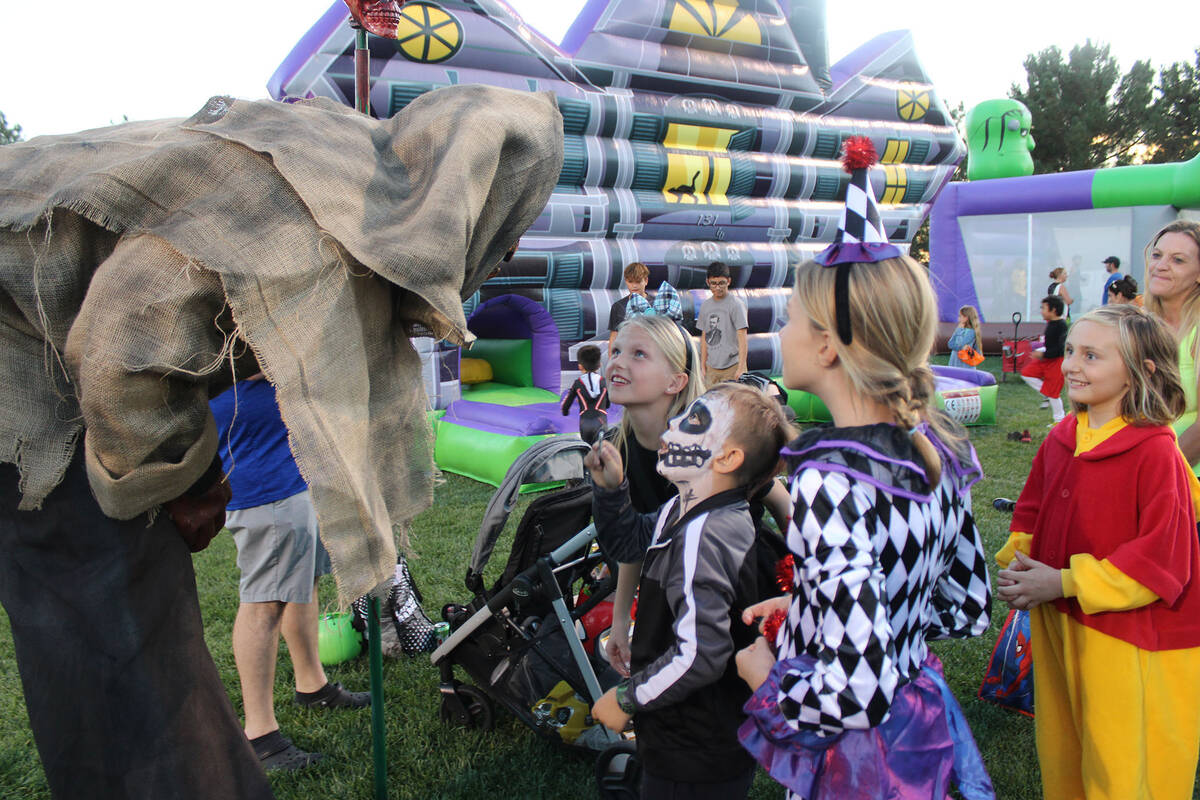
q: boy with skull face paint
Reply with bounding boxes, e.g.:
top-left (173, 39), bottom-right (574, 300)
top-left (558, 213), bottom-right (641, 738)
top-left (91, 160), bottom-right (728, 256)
top-left (586, 382), bottom-right (792, 798)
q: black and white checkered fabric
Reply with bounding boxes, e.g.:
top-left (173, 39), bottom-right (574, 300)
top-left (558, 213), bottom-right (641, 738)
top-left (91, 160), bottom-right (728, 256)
top-left (773, 443), bottom-right (991, 736)
top-left (834, 168), bottom-right (888, 246)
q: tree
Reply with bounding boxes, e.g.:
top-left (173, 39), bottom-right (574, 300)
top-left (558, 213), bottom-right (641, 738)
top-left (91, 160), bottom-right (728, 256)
top-left (1145, 49), bottom-right (1200, 163)
top-left (0, 111), bottom-right (21, 144)
top-left (1009, 41), bottom-right (1153, 173)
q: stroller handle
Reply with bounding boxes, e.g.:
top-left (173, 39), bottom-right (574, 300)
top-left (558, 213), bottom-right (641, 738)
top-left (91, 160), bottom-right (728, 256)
top-left (547, 523), bottom-right (597, 568)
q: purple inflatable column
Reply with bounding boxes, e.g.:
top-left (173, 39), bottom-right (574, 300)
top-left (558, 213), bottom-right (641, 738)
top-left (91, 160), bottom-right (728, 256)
top-left (929, 183), bottom-right (980, 322)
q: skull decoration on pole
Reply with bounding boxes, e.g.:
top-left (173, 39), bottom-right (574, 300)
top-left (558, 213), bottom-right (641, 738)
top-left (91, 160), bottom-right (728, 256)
top-left (343, 0), bottom-right (404, 38)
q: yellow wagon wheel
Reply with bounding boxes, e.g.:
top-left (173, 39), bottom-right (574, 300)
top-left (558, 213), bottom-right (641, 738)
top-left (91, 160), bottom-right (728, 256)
top-left (395, 3), bottom-right (463, 64)
top-left (897, 89), bottom-right (931, 122)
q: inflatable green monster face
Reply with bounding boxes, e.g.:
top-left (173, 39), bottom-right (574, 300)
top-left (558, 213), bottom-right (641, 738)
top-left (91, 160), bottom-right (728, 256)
top-left (965, 99), bottom-right (1035, 180)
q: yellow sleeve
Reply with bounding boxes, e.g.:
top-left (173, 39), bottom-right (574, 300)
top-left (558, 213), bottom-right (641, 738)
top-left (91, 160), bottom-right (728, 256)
top-left (995, 531), bottom-right (1033, 567)
top-left (1061, 554), bottom-right (1160, 615)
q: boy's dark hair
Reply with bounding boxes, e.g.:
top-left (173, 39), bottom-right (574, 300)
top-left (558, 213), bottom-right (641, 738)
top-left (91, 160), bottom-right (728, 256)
top-left (706, 261), bottom-right (731, 281)
top-left (1042, 294), bottom-right (1065, 316)
top-left (578, 344), bottom-right (601, 372)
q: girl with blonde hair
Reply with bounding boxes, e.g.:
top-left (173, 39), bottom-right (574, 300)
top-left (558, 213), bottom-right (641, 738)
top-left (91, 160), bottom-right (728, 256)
top-left (997, 304), bottom-right (1200, 799)
top-left (601, 312), bottom-right (703, 672)
top-left (947, 305), bottom-right (984, 368)
top-left (735, 253), bottom-right (993, 797)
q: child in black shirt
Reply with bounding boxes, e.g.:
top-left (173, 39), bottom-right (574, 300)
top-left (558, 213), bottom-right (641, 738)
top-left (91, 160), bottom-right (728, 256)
top-left (561, 344), bottom-right (609, 445)
top-left (1021, 294), bottom-right (1068, 424)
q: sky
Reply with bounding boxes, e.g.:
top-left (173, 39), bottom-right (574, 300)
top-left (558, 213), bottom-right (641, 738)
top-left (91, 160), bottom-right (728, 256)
top-left (1, 1), bottom-right (1196, 139)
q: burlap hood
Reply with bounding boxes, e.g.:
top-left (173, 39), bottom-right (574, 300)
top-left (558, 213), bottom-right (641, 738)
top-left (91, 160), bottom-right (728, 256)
top-left (0, 85), bottom-right (563, 602)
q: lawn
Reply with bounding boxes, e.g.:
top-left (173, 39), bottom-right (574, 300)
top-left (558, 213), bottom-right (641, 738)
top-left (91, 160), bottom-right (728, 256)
top-left (0, 359), bottom-right (1192, 799)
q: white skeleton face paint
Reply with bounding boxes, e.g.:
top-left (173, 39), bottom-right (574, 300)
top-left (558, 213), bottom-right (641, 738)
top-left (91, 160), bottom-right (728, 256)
top-left (656, 392), bottom-right (735, 486)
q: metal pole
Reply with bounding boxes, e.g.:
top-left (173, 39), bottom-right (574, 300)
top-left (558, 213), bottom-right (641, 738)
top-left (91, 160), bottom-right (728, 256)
top-left (367, 595), bottom-right (387, 800)
top-left (351, 24), bottom-right (386, 799)
top-left (354, 27), bottom-right (371, 114)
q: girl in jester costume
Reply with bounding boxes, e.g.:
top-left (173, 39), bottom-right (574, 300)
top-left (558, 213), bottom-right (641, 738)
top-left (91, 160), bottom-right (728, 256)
top-left (734, 138), bottom-right (995, 799)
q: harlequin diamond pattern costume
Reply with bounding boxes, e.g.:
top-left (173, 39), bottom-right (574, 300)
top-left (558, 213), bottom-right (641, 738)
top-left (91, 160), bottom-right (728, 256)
top-left (738, 425), bottom-right (995, 798)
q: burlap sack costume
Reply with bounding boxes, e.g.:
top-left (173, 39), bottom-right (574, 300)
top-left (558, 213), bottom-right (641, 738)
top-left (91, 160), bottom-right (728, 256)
top-left (0, 85), bottom-right (563, 602)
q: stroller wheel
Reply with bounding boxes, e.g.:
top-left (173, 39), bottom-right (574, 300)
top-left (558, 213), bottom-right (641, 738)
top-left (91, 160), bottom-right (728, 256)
top-left (595, 741), bottom-right (640, 800)
top-left (439, 683), bottom-right (495, 731)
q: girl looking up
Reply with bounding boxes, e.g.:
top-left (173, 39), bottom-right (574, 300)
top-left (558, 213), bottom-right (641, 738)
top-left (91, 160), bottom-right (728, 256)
top-left (735, 253), bottom-right (994, 799)
top-left (604, 313), bottom-right (792, 676)
top-left (997, 304), bottom-right (1200, 800)
top-left (602, 314), bottom-right (703, 674)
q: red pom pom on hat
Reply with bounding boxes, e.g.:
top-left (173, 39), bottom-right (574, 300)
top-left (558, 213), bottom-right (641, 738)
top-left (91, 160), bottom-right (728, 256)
top-left (841, 136), bottom-right (877, 172)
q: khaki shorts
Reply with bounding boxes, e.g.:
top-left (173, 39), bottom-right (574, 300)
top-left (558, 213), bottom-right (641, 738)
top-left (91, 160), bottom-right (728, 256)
top-left (705, 363), bottom-right (741, 385)
top-left (227, 490), bottom-right (331, 603)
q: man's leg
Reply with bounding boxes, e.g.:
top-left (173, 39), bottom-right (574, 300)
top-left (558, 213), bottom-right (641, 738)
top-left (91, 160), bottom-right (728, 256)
top-left (0, 457), bottom-right (274, 800)
top-left (232, 600), bottom-right (286, 739)
top-left (280, 579), bottom-right (327, 695)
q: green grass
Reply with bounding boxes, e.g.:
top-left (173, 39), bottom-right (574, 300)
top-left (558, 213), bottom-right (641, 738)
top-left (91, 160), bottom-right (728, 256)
top-left (0, 358), bottom-right (1191, 798)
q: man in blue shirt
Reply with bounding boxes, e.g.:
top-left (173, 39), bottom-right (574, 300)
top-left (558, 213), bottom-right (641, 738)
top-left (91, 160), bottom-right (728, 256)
top-left (1101, 256), bottom-right (1123, 304)
top-left (211, 376), bottom-right (369, 771)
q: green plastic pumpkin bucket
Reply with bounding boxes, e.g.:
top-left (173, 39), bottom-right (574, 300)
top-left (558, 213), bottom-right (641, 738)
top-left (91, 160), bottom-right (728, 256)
top-left (318, 611), bottom-right (363, 666)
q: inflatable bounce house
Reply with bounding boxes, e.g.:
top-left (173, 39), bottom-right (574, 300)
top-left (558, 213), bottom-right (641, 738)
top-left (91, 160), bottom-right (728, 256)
top-left (931, 98), bottom-right (1200, 332)
top-left (271, 0), bottom-right (982, 482)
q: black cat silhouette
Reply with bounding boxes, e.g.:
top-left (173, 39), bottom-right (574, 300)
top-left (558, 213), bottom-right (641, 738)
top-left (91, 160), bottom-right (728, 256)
top-left (667, 170), bottom-right (701, 202)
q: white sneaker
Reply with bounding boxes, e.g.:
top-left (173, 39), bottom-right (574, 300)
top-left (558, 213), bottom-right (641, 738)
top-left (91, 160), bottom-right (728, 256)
top-left (1039, 400), bottom-right (1050, 409)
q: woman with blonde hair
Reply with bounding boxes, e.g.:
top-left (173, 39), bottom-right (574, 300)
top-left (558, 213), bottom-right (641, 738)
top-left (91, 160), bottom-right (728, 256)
top-left (1144, 219), bottom-right (1200, 472)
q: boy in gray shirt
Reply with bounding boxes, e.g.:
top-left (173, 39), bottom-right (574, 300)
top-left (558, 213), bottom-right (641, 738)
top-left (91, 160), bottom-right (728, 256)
top-left (698, 262), bottom-right (748, 385)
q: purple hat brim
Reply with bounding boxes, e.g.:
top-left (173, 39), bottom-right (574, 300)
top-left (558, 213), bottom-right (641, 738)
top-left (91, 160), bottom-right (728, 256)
top-left (813, 241), bottom-right (904, 266)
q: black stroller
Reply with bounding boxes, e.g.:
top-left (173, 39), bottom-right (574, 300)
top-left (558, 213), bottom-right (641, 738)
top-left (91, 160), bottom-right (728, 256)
top-left (430, 436), bottom-right (639, 796)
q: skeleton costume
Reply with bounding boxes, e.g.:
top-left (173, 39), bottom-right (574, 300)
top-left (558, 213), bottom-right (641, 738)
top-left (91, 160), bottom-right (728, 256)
top-left (593, 393), bottom-right (758, 793)
top-left (560, 372), bottom-right (609, 445)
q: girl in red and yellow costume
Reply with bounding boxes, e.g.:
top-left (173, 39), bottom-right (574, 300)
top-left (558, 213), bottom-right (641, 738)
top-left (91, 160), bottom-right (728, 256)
top-left (998, 304), bottom-right (1200, 800)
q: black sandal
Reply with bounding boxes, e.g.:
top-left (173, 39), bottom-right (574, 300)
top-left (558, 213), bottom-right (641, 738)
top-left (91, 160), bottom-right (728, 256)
top-left (294, 681), bottom-right (370, 709)
top-left (251, 730), bottom-right (323, 772)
